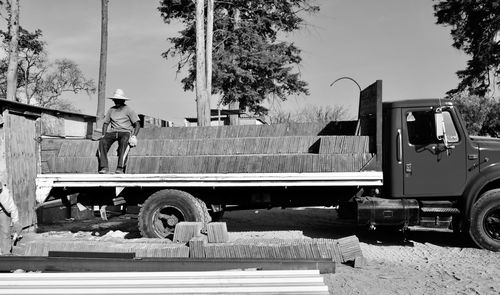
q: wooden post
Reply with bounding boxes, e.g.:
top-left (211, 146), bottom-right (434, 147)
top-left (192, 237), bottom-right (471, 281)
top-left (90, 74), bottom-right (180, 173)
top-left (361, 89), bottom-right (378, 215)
top-left (229, 8), bottom-right (240, 126)
top-left (196, 0), bottom-right (210, 126)
top-left (96, 0), bottom-right (109, 131)
top-left (206, 0), bottom-right (214, 109)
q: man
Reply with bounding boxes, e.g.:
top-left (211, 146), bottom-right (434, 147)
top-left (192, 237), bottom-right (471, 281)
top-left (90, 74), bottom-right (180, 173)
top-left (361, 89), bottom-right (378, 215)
top-left (0, 181), bottom-right (20, 255)
top-left (98, 88), bottom-right (140, 174)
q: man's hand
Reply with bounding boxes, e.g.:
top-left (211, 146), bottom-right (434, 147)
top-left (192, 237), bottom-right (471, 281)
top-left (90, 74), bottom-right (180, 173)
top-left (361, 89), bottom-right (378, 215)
top-left (12, 222), bottom-right (22, 243)
top-left (128, 135), bottom-right (138, 147)
top-left (92, 132), bottom-right (105, 141)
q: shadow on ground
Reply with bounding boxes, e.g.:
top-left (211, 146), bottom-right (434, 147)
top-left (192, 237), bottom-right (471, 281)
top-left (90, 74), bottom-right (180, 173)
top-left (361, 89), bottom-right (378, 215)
top-left (36, 214), bottom-right (142, 239)
top-left (37, 207), bottom-right (478, 249)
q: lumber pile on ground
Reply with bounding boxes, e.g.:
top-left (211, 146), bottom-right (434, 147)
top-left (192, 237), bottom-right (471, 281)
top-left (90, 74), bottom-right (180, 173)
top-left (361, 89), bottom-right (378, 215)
top-left (20, 223), bottom-right (363, 264)
top-left (23, 237), bottom-right (189, 258)
top-left (40, 121), bottom-right (374, 174)
top-left (186, 222), bottom-right (362, 263)
top-left (172, 222), bottom-right (204, 243)
top-left (0, 270), bottom-right (330, 295)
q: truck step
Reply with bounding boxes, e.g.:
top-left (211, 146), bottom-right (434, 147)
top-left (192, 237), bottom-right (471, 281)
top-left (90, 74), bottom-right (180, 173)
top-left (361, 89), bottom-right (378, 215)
top-left (420, 207), bottom-right (460, 215)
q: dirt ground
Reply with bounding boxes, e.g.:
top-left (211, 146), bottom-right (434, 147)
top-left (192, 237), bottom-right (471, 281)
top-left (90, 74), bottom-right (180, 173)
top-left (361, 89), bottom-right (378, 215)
top-left (28, 207), bottom-right (500, 295)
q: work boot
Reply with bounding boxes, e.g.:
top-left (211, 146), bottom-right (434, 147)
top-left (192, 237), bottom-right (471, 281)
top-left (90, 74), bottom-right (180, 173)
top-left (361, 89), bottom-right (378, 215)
top-left (115, 168), bottom-right (124, 174)
top-left (98, 168), bottom-right (108, 174)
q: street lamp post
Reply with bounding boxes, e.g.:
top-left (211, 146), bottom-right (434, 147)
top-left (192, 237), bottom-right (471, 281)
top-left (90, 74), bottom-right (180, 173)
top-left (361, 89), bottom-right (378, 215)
top-left (329, 76), bottom-right (362, 92)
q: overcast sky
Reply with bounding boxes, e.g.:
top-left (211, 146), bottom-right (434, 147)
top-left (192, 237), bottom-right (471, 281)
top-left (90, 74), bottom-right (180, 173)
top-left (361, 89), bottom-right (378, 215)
top-left (19, 0), bottom-right (467, 125)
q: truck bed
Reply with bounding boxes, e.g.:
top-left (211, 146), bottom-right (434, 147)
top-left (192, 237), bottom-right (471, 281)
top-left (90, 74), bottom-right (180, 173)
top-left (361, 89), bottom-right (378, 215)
top-left (36, 171), bottom-right (383, 203)
top-left (38, 121), bottom-right (382, 203)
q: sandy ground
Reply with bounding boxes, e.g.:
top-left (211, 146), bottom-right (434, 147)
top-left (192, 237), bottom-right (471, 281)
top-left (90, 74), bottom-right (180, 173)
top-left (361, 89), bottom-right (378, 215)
top-left (28, 207), bottom-right (500, 295)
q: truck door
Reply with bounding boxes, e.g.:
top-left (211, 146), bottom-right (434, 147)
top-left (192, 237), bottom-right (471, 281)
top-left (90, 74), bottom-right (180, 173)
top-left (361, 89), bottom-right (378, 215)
top-left (402, 107), bottom-right (466, 197)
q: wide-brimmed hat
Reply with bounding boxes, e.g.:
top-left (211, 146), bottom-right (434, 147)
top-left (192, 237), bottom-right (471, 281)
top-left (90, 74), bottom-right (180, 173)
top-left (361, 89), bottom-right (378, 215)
top-left (108, 89), bottom-right (130, 100)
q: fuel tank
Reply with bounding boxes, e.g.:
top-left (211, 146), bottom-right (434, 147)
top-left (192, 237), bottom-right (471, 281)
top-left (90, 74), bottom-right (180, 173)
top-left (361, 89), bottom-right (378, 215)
top-left (355, 197), bottom-right (419, 227)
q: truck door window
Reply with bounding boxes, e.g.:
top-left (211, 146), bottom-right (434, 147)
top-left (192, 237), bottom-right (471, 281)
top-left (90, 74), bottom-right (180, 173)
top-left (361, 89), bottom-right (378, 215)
top-left (407, 111), bottom-right (437, 145)
top-left (406, 110), bottom-right (459, 145)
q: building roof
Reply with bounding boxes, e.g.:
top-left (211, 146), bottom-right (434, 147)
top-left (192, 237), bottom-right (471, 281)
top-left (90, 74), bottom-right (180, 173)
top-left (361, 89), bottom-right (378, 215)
top-left (0, 98), bottom-right (96, 120)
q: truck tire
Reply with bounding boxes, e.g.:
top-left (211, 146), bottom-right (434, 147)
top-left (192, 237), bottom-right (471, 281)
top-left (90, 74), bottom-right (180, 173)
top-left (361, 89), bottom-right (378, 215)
top-left (138, 189), bottom-right (209, 239)
top-left (469, 190), bottom-right (500, 251)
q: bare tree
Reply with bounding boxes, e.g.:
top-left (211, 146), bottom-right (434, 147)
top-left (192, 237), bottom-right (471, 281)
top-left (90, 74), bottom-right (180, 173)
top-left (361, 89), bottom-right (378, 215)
top-left (35, 59), bottom-right (96, 110)
top-left (268, 104), bottom-right (351, 124)
top-left (96, 0), bottom-right (108, 129)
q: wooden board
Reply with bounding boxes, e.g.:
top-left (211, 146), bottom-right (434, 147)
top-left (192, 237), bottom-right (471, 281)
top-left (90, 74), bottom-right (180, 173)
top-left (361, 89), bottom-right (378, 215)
top-left (45, 154), bottom-right (374, 174)
top-left (139, 121), bottom-right (357, 139)
top-left (5, 112), bottom-right (39, 228)
top-left (40, 120), bottom-right (376, 174)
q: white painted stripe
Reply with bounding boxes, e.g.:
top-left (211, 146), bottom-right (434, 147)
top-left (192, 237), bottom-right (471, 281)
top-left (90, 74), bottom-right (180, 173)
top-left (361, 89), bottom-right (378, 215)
top-left (0, 270), bottom-right (320, 279)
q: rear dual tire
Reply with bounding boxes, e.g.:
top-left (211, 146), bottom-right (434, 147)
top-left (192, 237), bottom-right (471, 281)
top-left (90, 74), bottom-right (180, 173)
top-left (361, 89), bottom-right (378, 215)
top-left (139, 189), bottom-right (210, 239)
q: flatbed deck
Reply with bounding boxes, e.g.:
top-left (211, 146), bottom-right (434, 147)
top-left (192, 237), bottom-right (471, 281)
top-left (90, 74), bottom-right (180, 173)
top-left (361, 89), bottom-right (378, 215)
top-left (36, 172), bottom-right (383, 203)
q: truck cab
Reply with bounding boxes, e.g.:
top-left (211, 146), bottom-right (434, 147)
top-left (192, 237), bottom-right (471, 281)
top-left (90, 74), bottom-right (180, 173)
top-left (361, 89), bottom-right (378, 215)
top-left (357, 98), bottom-right (500, 251)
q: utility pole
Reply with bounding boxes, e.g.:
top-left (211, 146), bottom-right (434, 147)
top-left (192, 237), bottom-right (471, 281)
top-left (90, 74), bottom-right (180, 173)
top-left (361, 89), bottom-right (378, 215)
top-left (206, 0), bottom-right (213, 108)
top-left (96, 0), bottom-right (109, 130)
top-left (195, 0), bottom-right (210, 126)
top-left (229, 8), bottom-right (240, 125)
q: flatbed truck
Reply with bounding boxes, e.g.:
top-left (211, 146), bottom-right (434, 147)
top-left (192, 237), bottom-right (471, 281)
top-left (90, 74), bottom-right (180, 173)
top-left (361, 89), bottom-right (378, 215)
top-left (35, 81), bottom-right (500, 251)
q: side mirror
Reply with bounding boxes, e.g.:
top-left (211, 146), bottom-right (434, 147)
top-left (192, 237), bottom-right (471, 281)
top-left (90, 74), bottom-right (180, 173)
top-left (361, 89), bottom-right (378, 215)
top-left (434, 112), bottom-right (445, 141)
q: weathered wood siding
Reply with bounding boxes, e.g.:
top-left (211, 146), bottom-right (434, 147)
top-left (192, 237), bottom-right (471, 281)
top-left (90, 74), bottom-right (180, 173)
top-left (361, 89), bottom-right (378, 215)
top-left (41, 122), bottom-right (377, 174)
top-left (4, 112), bottom-right (39, 228)
top-left (41, 113), bottom-right (92, 138)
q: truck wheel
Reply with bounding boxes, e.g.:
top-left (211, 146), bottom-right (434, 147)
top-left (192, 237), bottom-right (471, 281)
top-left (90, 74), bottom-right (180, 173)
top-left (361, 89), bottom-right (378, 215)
top-left (138, 189), bottom-right (208, 239)
top-left (469, 190), bottom-right (500, 251)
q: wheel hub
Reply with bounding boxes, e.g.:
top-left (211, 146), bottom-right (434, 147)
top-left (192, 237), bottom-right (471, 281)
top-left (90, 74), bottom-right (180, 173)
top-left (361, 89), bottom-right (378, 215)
top-left (152, 206), bottom-right (185, 238)
top-left (164, 214), bottom-right (179, 227)
top-left (484, 208), bottom-right (500, 241)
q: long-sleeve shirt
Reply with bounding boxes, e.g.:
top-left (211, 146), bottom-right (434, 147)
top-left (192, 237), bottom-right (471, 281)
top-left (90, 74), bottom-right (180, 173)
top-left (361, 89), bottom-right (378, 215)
top-left (0, 186), bottom-right (19, 224)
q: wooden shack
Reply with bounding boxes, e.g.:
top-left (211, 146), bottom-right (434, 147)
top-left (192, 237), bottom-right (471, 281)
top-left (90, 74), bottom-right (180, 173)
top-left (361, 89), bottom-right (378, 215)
top-left (0, 99), bottom-right (95, 229)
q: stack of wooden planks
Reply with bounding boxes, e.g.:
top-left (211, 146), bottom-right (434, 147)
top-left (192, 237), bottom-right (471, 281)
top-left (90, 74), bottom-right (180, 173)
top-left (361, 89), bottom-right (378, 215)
top-left (23, 237), bottom-right (190, 258)
top-left (207, 222), bottom-right (230, 243)
top-left (197, 236), bottom-right (362, 263)
top-left (172, 222), bottom-right (204, 243)
top-left (0, 270), bottom-right (330, 295)
top-left (41, 121), bottom-right (374, 174)
top-left (185, 222), bottom-right (362, 263)
top-left (20, 223), bottom-right (363, 264)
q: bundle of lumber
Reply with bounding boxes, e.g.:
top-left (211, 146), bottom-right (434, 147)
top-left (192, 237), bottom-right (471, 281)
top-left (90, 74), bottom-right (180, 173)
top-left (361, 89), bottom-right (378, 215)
top-left (197, 236), bottom-right (362, 263)
top-left (41, 121), bottom-right (374, 174)
top-left (22, 237), bottom-right (189, 258)
top-left (185, 222), bottom-right (362, 263)
top-left (0, 270), bottom-right (330, 295)
top-left (20, 223), bottom-right (362, 264)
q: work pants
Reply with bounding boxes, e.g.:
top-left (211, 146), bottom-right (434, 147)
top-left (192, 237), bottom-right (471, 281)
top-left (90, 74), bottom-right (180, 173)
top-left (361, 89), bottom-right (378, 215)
top-left (0, 210), bottom-right (11, 255)
top-left (98, 132), bottom-right (131, 171)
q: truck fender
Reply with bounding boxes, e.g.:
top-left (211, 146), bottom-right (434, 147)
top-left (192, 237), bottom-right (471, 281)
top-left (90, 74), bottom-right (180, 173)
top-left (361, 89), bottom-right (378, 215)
top-left (462, 164), bottom-right (500, 221)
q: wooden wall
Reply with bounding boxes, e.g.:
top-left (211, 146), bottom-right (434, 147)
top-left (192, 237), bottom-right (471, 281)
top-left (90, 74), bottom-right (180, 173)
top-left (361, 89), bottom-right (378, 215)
top-left (41, 122), bottom-right (377, 174)
top-left (1, 111), bottom-right (39, 228)
top-left (0, 99), bottom-right (96, 229)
